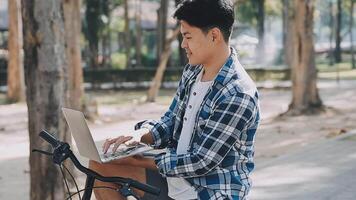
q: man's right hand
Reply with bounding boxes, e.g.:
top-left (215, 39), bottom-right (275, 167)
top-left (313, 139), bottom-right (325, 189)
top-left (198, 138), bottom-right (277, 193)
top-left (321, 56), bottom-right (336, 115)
top-left (102, 135), bottom-right (134, 154)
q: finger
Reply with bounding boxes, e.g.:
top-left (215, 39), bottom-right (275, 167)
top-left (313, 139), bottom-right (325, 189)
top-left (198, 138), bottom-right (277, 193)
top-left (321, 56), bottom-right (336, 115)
top-left (111, 136), bottom-right (133, 153)
top-left (102, 138), bottom-right (111, 153)
top-left (127, 141), bottom-right (140, 146)
top-left (112, 136), bottom-right (133, 154)
top-left (103, 137), bottom-right (121, 154)
top-left (102, 138), bottom-right (111, 151)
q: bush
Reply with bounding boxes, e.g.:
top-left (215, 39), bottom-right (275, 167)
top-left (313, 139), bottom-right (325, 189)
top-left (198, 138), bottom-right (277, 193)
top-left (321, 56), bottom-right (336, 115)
top-left (111, 52), bottom-right (126, 69)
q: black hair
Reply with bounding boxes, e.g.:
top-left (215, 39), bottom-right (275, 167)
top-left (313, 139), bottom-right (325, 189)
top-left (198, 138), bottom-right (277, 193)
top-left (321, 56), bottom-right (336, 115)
top-left (173, 0), bottom-right (234, 43)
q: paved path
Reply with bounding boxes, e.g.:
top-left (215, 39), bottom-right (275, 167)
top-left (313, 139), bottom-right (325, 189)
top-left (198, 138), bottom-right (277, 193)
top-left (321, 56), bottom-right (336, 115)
top-left (1, 79), bottom-right (356, 199)
top-left (250, 130), bottom-right (356, 200)
top-left (0, 120), bottom-right (139, 200)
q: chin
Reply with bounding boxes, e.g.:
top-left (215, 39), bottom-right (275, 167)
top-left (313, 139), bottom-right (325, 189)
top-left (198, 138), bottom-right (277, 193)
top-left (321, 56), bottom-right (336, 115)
top-left (188, 58), bottom-right (199, 66)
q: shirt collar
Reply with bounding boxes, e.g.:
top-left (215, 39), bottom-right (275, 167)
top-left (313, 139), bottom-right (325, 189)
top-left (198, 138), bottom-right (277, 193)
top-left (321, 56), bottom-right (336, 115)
top-left (213, 47), bottom-right (239, 86)
top-left (188, 47), bottom-right (239, 88)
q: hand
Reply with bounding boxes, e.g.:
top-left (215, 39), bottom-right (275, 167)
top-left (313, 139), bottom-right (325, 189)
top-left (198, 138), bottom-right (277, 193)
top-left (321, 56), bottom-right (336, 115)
top-left (102, 135), bottom-right (133, 154)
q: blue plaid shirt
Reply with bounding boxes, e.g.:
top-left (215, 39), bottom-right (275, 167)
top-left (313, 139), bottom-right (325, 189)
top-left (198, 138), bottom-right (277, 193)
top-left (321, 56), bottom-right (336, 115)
top-left (140, 48), bottom-right (260, 200)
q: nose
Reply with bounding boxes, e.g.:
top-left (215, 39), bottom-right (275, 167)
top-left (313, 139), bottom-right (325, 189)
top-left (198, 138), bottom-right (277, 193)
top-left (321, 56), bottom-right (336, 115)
top-left (181, 37), bottom-right (188, 49)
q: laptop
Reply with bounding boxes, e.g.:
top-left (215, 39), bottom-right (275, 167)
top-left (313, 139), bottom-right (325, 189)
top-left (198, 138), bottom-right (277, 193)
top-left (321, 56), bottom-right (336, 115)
top-left (62, 108), bottom-right (154, 163)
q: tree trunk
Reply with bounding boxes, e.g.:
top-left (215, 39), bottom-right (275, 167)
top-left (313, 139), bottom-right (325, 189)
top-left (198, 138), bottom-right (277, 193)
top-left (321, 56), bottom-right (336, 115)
top-left (350, 0), bottom-right (355, 69)
top-left (22, 0), bottom-right (69, 199)
top-left (124, 0), bottom-right (131, 68)
top-left (329, 1), bottom-right (335, 66)
top-left (287, 0), bottom-right (323, 115)
top-left (85, 0), bottom-right (100, 90)
top-left (85, 0), bottom-right (100, 69)
top-left (334, 0), bottom-right (342, 63)
top-left (101, 0), bottom-right (111, 67)
top-left (156, 0), bottom-right (168, 64)
top-left (63, 0), bottom-right (84, 110)
top-left (135, 0), bottom-right (142, 67)
top-left (62, 0), bottom-right (84, 187)
top-left (147, 28), bottom-right (180, 102)
top-left (282, 0), bottom-right (293, 68)
top-left (255, 0), bottom-right (265, 64)
top-left (7, 0), bottom-right (25, 102)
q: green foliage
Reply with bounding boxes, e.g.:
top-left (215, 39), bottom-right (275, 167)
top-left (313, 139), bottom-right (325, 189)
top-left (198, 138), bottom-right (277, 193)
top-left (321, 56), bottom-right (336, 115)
top-left (141, 53), bottom-right (157, 67)
top-left (235, 0), bottom-right (281, 26)
top-left (110, 18), bottom-right (125, 32)
top-left (111, 52), bottom-right (127, 69)
top-left (315, 0), bottom-right (355, 38)
top-left (265, 0), bottom-right (281, 17)
top-left (83, 0), bottom-right (124, 44)
top-left (236, 1), bottom-right (257, 26)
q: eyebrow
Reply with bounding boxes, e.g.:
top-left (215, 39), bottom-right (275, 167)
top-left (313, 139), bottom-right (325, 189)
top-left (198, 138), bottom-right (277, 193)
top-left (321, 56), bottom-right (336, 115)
top-left (182, 32), bottom-right (191, 36)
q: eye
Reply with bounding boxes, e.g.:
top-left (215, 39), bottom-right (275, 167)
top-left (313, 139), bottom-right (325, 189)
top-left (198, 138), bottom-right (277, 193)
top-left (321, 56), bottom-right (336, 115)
top-left (186, 37), bottom-right (192, 40)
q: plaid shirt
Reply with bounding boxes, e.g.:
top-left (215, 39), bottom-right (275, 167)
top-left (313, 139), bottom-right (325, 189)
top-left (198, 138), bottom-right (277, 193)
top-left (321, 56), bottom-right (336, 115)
top-left (139, 48), bottom-right (260, 200)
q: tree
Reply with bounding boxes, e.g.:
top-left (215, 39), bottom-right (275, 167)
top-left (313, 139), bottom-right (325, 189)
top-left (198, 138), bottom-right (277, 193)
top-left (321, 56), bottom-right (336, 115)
top-left (7, 0), bottom-right (25, 102)
top-left (101, 0), bottom-right (112, 67)
top-left (236, 0), bottom-right (266, 64)
top-left (254, 0), bottom-right (265, 63)
top-left (157, 0), bottom-right (168, 63)
top-left (328, 0), bottom-right (335, 66)
top-left (350, 0), bottom-right (355, 69)
top-left (334, 0), bottom-right (342, 63)
top-left (63, 0), bottom-right (84, 110)
top-left (85, 0), bottom-right (101, 69)
top-left (287, 0), bottom-right (323, 115)
top-left (22, 0), bottom-right (69, 199)
top-left (147, 28), bottom-right (180, 102)
top-left (62, 0), bottom-right (85, 186)
top-left (147, 0), bottom-right (178, 102)
top-left (124, 0), bottom-right (131, 68)
top-left (135, 0), bottom-right (142, 67)
top-left (282, 0), bottom-right (293, 67)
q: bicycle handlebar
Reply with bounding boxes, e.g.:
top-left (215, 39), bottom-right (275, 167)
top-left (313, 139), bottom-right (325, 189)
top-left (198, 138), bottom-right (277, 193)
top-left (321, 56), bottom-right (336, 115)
top-left (39, 130), bottom-right (60, 147)
top-left (128, 178), bottom-right (160, 195)
top-left (37, 130), bottom-right (161, 196)
top-left (67, 152), bottom-right (160, 196)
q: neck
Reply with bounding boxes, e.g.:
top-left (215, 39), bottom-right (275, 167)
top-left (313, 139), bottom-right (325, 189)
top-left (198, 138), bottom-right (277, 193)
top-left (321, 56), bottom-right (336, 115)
top-left (201, 45), bottom-right (231, 82)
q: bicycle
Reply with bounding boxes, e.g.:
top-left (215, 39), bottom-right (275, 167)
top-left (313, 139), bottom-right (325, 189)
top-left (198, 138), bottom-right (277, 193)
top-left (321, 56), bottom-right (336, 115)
top-left (32, 130), bottom-right (161, 200)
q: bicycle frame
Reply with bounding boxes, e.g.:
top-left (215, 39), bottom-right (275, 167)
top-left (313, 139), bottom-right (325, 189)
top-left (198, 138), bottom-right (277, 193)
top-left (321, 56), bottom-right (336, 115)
top-left (33, 130), bottom-right (160, 200)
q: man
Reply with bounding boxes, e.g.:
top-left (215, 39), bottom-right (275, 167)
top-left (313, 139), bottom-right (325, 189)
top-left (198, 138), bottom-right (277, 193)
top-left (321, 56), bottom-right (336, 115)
top-left (89, 0), bottom-right (260, 199)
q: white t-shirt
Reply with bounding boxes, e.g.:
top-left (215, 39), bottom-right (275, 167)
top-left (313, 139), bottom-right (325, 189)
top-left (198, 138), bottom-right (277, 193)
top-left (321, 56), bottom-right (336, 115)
top-left (167, 70), bottom-right (213, 200)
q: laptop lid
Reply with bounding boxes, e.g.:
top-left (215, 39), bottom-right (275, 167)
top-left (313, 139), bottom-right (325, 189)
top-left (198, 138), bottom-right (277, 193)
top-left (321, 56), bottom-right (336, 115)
top-left (62, 108), bottom-right (102, 162)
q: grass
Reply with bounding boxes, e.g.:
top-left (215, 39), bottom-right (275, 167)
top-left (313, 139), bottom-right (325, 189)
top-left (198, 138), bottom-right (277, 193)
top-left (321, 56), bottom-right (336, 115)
top-left (316, 62), bottom-right (354, 72)
top-left (0, 93), bottom-right (6, 105)
top-left (318, 69), bottom-right (356, 80)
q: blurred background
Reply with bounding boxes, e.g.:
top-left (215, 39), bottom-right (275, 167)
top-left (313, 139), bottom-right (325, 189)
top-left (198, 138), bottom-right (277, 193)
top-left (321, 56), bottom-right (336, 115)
top-left (0, 0), bottom-right (355, 200)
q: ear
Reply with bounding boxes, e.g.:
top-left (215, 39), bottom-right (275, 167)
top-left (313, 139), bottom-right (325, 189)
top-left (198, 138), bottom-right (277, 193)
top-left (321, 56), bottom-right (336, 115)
top-left (210, 28), bottom-right (223, 43)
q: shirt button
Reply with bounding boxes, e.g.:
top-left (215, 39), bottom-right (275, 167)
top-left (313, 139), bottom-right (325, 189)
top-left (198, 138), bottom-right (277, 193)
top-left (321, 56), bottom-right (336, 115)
top-left (189, 105), bottom-right (192, 109)
top-left (193, 92), bottom-right (197, 96)
top-left (184, 117), bottom-right (187, 121)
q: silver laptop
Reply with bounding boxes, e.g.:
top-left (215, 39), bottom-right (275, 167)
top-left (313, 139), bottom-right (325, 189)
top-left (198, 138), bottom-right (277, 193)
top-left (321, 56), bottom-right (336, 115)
top-left (62, 108), bottom-right (153, 163)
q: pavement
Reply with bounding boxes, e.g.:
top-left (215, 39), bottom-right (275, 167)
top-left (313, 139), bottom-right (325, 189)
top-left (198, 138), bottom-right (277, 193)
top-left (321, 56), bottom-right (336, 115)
top-left (250, 130), bottom-right (356, 200)
top-left (1, 79), bottom-right (356, 199)
top-left (0, 120), bottom-right (141, 200)
top-left (1, 124), bottom-right (356, 199)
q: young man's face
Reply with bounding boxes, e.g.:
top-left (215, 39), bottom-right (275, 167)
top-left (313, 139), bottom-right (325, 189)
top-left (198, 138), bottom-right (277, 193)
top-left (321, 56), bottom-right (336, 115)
top-left (180, 20), bottom-right (214, 66)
